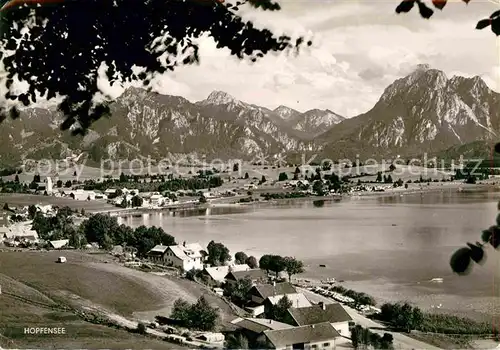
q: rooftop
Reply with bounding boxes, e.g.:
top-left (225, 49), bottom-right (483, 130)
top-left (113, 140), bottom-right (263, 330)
top-left (288, 303), bottom-right (353, 326)
top-left (169, 243), bottom-right (204, 260)
top-left (226, 269), bottom-right (267, 281)
top-left (266, 293), bottom-right (312, 309)
top-left (251, 282), bottom-right (297, 299)
top-left (204, 264), bottom-right (250, 282)
top-left (231, 317), bottom-right (293, 334)
top-left (263, 322), bottom-right (340, 348)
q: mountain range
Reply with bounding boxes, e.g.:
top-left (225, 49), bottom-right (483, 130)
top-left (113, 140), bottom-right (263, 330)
top-left (0, 63), bottom-right (498, 167)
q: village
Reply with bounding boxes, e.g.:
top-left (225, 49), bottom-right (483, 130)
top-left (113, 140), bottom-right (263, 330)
top-left (0, 192), bottom-right (394, 349)
top-left (0, 225), bottom-right (390, 350)
top-left (0, 162), bottom-right (493, 349)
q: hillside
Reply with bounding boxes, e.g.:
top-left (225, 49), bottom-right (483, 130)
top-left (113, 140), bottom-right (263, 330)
top-left (0, 250), bottom-right (235, 347)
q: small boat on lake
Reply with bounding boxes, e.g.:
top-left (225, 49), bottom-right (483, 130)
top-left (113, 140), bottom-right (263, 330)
top-left (430, 277), bottom-right (444, 283)
top-left (319, 264), bottom-right (326, 267)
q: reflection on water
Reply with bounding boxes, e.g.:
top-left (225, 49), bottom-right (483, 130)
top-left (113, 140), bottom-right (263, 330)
top-left (118, 191), bottom-right (500, 320)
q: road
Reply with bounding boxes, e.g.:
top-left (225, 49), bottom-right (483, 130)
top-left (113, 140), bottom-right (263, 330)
top-left (298, 288), bottom-right (442, 350)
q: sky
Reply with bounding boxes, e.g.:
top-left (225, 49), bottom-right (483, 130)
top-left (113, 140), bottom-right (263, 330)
top-left (135, 0), bottom-right (500, 118)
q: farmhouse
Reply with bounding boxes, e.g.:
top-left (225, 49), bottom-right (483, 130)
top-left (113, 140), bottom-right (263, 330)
top-left (285, 302), bottom-right (352, 340)
top-left (1, 223), bottom-right (39, 244)
top-left (249, 282), bottom-right (297, 305)
top-left (231, 318), bottom-right (341, 349)
top-left (224, 269), bottom-right (268, 287)
top-left (60, 189), bottom-right (96, 201)
top-left (230, 317), bottom-right (293, 345)
top-left (258, 322), bottom-right (340, 349)
top-left (147, 242), bottom-right (204, 271)
top-left (202, 264), bottom-right (251, 285)
top-left (263, 293), bottom-right (312, 317)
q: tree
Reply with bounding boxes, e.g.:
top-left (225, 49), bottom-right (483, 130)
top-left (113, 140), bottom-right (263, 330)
top-left (268, 255), bottom-right (286, 277)
top-left (56, 180), bottom-right (63, 188)
top-left (0, 0), bottom-right (305, 131)
top-left (234, 251), bottom-right (248, 264)
top-left (266, 295), bottom-right (292, 322)
top-left (64, 180), bottom-right (72, 188)
top-left (259, 254), bottom-right (273, 274)
top-left (225, 333), bottom-right (249, 350)
top-left (233, 163), bottom-right (239, 172)
top-left (245, 255), bottom-right (258, 269)
top-left (312, 180), bottom-right (324, 196)
top-left (244, 172), bottom-right (249, 179)
top-left (28, 204), bottom-right (37, 219)
top-left (133, 225), bottom-right (176, 257)
top-left (119, 198), bottom-right (128, 208)
top-left (283, 256), bottom-right (305, 282)
top-left (68, 226), bottom-right (87, 248)
top-left (131, 195), bottom-right (143, 207)
top-left (33, 174), bottom-right (41, 183)
top-left (136, 322), bottom-right (147, 335)
top-left (278, 172), bottom-right (288, 182)
top-left (171, 296), bottom-right (220, 331)
top-left (81, 213), bottom-right (120, 249)
top-left (376, 172), bottom-right (383, 182)
top-left (350, 325), bottom-right (364, 349)
top-left (199, 195), bottom-right (207, 204)
top-left (171, 298), bottom-right (191, 323)
top-left (14, 174), bottom-right (19, 183)
top-left (260, 175), bottom-right (267, 183)
top-left (224, 276), bottom-right (253, 304)
top-left (207, 240), bottom-right (231, 266)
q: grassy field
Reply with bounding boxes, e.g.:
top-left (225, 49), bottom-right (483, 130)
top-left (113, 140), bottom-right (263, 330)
top-left (0, 254), bottom-right (180, 348)
top-left (0, 250), bottom-right (236, 347)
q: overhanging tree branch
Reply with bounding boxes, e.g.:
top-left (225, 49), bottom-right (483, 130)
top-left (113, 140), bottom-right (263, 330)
top-left (0, 0), bottom-right (311, 134)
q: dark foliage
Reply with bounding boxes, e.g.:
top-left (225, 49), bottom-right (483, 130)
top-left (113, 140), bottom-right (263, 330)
top-left (378, 302), bottom-right (496, 335)
top-left (0, 0), bottom-right (310, 132)
top-left (170, 296), bottom-right (219, 331)
top-left (395, 0), bottom-right (500, 36)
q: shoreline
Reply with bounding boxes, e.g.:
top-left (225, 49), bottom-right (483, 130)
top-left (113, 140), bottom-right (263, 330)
top-left (104, 181), bottom-right (499, 217)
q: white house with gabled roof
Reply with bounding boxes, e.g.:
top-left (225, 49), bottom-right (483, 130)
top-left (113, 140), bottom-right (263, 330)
top-left (147, 242), bottom-right (204, 271)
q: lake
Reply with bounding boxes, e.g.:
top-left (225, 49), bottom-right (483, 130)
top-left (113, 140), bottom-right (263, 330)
top-left (118, 189), bottom-right (500, 322)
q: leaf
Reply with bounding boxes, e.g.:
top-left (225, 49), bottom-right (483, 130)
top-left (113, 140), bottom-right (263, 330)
top-left (491, 226), bottom-right (500, 249)
top-left (417, 1), bottom-right (434, 19)
top-left (490, 10), bottom-right (500, 19)
top-left (476, 18), bottom-right (491, 30)
top-left (450, 247), bottom-right (472, 274)
top-left (432, 0), bottom-right (446, 10)
top-left (492, 17), bottom-right (500, 36)
top-left (481, 229), bottom-right (493, 243)
top-left (395, 0), bottom-right (415, 14)
top-left (466, 242), bottom-right (485, 264)
top-left (462, 0), bottom-right (470, 3)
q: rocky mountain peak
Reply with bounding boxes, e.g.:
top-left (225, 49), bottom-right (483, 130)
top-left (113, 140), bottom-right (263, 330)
top-left (380, 64), bottom-right (448, 102)
top-left (274, 105), bottom-right (300, 120)
top-left (201, 90), bottom-right (239, 106)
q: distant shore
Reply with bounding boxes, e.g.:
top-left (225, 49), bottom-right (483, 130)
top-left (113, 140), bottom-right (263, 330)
top-left (106, 181), bottom-right (499, 218)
